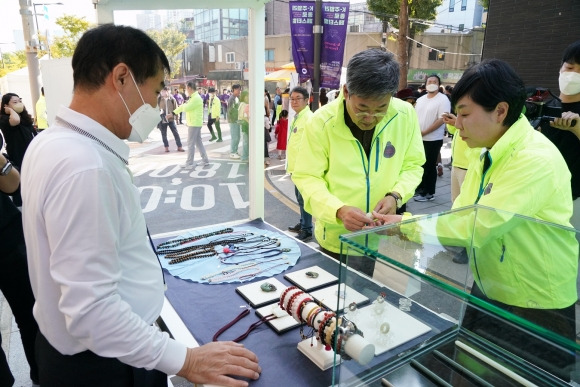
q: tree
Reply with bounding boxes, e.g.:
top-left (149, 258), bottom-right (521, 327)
top-left (147, 29), bottom-right (187, 79)
top-left (0, 50), bottom-right (27, 78)
top-left (479, 0), bottom-right (489, 10)
top-left (50, 15), bottom-right (91, 58)
top-left (367, 0), bottom-right (442, 89)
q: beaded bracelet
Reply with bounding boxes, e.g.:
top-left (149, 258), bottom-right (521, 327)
top-left (290, 294), bottom-right (309, 321)
top-left (286, 291), bottom-right (304, 314)
top-left (306, 306), bottom-right (323, 326)
top-left (317, 312), bottom-right (335, 341)
top-left (324, 318), bottom-right (337, 348)
top-left (295, 298), bottom-right (313, 322)
top-left (279, 286), bottom-right (297, 309)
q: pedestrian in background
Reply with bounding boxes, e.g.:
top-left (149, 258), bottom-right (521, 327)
top-left (0, 92), bottom-right (36, 207)
top-left (227, 84), bottom-right (242, 159)
top-left (35, 87), bottom-right (48, 131)
top-left (275, 109), bottom-right (288, 160)
top-left (175, 81), bottom-right (209, 168)
top-left (206, 87), bottom-right (222, 142)
top-left (238, 90), bottom-right (250, 162)
top-left (157, 86), bottom-right (184, 153)
top-left (173, 88), bottom-right (184, 124)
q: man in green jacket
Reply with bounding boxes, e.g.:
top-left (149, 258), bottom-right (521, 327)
top-left (206, 87), bottom-right (222, 142)
top-left (292, 49), bottom-right (425, 275)
top-left (174, 81), bottom-right (209, 168)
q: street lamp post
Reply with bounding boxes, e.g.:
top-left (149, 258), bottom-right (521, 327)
top-left (32, 2), bottom-right (63, 51)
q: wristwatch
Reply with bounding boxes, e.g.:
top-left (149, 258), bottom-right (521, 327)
top-left (385, 192), bottom-right (402, 209)
top-left (0, 160), bottom-right (12, 176)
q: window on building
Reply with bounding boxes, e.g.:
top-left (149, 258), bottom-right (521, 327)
top-left (265, 49), bottom-right (275, 62)
top-left (461, 0), bottom-right (467, 11)
top-left (449, 0), bottom-right (454, 12)
top-left (428, 48), bottom-right (446, 61)
top-left (226, 52), bottom-right (235, 63)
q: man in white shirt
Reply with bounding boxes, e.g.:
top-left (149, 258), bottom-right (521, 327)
top-left (21, 24), bottom-right (260, 387)
top-left (414, 74), bottom-right (451, 201)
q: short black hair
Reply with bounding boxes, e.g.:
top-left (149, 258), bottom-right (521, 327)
top-left (451, 59), bottom-right (526, 128)
top-left (290, 86), bottom-right (308, 100)
top-left (426, 74), bottom-right (441, 85)
top-left (72, 24), bottom-right (169, 91)
top-left (562, 40), bottom-right (580, 65)
top-left (232, 84), bottom-right (241, 91)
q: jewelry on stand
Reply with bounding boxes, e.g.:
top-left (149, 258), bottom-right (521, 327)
top-left (348, 302), bottom-right (357, 313)
top-left (157, 227), bottom-right (234, 249)
top-left (399, 298), bottom-right (412, 312)
top-left (380, 322), bottom-right (390, 335)
top-left (305, 271), bottom-right (319, 278)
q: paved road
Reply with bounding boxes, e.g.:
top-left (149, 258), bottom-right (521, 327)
top-left (1, 119), bottom-right (454, 386)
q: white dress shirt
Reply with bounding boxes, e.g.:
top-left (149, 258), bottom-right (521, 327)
top-left (21, 106), bottom-right (186, 375)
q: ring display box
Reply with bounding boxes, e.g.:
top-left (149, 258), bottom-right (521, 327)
top-left (236, 278), bottom-right (287, 308)
top-left (284, 265), bottom-right (338, 292)
top-left (334, 205), bottom-right (580, 387)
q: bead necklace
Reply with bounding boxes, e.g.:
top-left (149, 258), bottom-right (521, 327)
top-left (220, 249), bottom-right (288, 265)
top-left (222, 238), bottom-right (281, 256)
top-left (168, 250), bottom-right (217, 265)
top-left (200, 261), bottom-right (259, 280)
top-left (160, 237), bottom-right (248, 257)
top-left (157, 227), bottom-right (233, 249)
top-left (212, 308), bottom-right (278, 343)
top-left (208, 257), bottom-right (290, 283)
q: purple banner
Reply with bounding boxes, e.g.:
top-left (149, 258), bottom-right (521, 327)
top-left (320, 3), bottom-right (349, 89)
top-left (289, 2), bottom-right (315, 83)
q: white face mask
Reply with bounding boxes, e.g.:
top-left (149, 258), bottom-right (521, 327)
top-left (426, 84), bottom-right (439, 93)
top-left (118, 72), bottom-right (160, 143)
top-left (559, 71), bottom-right (580, 96)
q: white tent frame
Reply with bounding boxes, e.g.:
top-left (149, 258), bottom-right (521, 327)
top-left (95, 0), bottom-right (268, 221)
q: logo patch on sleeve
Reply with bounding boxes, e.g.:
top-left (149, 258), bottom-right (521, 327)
top-left (484, 183), bottom-right (493, 195)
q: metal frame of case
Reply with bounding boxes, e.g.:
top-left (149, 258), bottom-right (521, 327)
top-left (335, 204), bottom-right (579, 387)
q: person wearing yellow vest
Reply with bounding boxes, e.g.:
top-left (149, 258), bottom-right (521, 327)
top-left (35, 87), bottom-right (48, 131)
top-left (292, 49), bottom-right (425, 275)
top-left (206, 87), bottom-right (222, 142)
top-left (174, 81), bottom-right (209, 168)
top-left (286, 86), bottom-right (314, 241)
top-left (371, 60), bottom-right (577, 379)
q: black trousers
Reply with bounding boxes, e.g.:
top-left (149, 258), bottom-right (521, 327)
top-left (36, 333), bottom-right (168, 387)
top-left (416, 139), bottom-right (443, 196)
top-left (0, 221), bottom-right (39, 384)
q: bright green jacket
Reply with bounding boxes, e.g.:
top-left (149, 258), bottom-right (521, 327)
top-left (208, 95), bottom-right (221, 119)
top-left (174, 92), bottom-right (203, 127)
top-left (292, 94), bottom-right (425, 253)
top-left (286, 107), bottom-right (313, 174)
top-left (435, 115), bottom-right (578, 308)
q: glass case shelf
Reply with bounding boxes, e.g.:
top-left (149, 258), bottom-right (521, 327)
top-left (334, 205), bottom-right (579, 386)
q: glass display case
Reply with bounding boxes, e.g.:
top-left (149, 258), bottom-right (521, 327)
top-left (335, 205), bottom-right (579, 387)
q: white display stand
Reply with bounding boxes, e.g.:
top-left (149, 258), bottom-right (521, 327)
top-left (284, 265), bottom-right (338, 291)
top-left (235, 278), bottom-right (286, 308)
top-left (255, 303), bottom-right (301, 333)
top-left (297, 338), bottom-right (341, 371)
top-left (348, 302), bottom-right (431, 356)
top-left (310, 285), bottom-right (369, 311)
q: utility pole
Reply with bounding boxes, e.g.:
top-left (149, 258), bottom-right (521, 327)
top-left (19, 0), bottom-right (41, 118)
top-left (397, 0), bottom-right (409, 90)
top-left (311, 0), bottom-right (322, 112)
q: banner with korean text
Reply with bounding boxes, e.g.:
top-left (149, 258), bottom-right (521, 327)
top-left (320, 2), bottom-right (349, 89)
top-left (289, 2), bottom-right (349, 88)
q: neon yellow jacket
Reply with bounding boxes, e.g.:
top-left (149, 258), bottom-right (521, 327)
top-left (436, 115), bottom-right (578, 308)
top-left (174, 92), bottom-right (203, 127)
top-left (286, 107), bottom-right (313, 174)
top-left (292, 94), bottom-right (425, 253)
top-left (35, 95), bottom-right (48, 129)
top-left (208, 95), bottom-right (221, 119)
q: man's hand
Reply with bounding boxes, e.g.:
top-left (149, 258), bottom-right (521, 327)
top-left (373, 196), bottom-right (397, 215)
top-left (441, 112), bottom-right (457, 127)
top-left (337, 205), bottom-right (374, 231)
top-left (369, 211), bottom-right (403, 227)
top-left (551, 111), bottom-right (580, 138)
top-left (177, 342), bottom-right (261, 387)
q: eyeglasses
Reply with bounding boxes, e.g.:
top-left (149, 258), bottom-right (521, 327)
top-left (353, 111), bottom-right (387, 119)
top-left (290, 98), bottom-right (304, 102)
